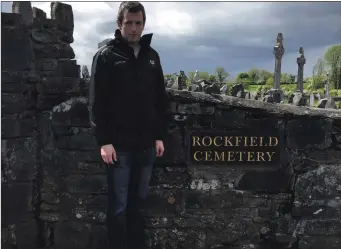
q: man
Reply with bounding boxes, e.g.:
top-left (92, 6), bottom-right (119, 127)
top-left (89, 2), bottom-right (168, 249)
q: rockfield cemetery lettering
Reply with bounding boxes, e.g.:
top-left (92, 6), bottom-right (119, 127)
top-left (189, 131), bottom-right (281, 165)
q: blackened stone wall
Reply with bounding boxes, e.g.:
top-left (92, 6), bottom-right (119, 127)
top-left (2, 2), bottom-right (341, 249)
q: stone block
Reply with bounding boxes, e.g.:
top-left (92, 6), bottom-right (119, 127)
top-left (1, 82), bottom-right (36, 95)
top-left (295, 164), bottom-right (341, 199)
top-left (154, 125), bottom-right (186, 166)
top-left (12, 1), bottom-right (33, 27)
top-left (33, 42), bottom-right (75, 59)
top-left (51, 2), bottom-right (74, 31)
top-left (51, 97), bottom-right (90, 126)
top-left (178, 103), bottom-right (214, 115)
top-left (1, 220), bottom-right (37, 249)
top-left (1, 183), bottom-right (34, 225)
top-left (37, 94), bottom-right (76, 111)
top-left (58, 59), bottom-right (80, 77)
top-left (146, 228), bottom-right (206, 249)
top-left (235, 170), bottom-right (293, 193)
top-left (1, 116), bottom-right (36, 138)
top-left (2, 137), bottom-right (38, 183)
top-left (42, 174), bottom-right (107, 194)
top-left (292, 199), bottom-right (341, 219)
top-left (53, 221), bottom-right (91, 249)
top-left (37, 77), bottom-right (80, 95)
top-left (32, 7), bottom-right (47, 19)
top-left (31, 27), bottom-right (59, 44)
top-left (287, 118), bottom-right (332, 149)
top-left (1, 92), bottom-right (36, 115)
top-left (56, 131), bottom-right (97, 151)
top-left (41, 150), bottom-right (102, 176)
top-left (299, 236), bottom-right (341, 249)
top-left (288, 219), bottom-right (341, 236)
top-left (184, 190), bottom-right (269, 211)
top-left (1, 26), bottom-right (34, 71)
top-left (150, 167), bottom-right (189, 189)
top-left (213, 109), bottom-right (246, 129)
top-left (1, 71), bottom-right (40, 84)
top-left (1, 12), bottom-right (23, 27)
top-left (143, 190), bottom-right (184, 214)
top-left (35, 59), bottom-right (58, 71)
top-left (145, 214), bottom-right (175, 228)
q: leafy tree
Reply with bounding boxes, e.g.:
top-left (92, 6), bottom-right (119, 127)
top-left (247, 68), bottom-right (260, 83)
top-left (258, 69), bottom-right (273, 84)
top-left (215, 67), bottom-right (229, 84)
top-left (330, 52), bottom-right (341, 89)
top-left (324, 44), bottom-right (341, 66)
top-left (311, 58), bottom-right (326, 89)
top-left (280, 73), bottom-right (292, 84)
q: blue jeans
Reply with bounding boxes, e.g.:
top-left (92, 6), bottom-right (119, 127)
top-left (106, 148), bottom-right (156, 249)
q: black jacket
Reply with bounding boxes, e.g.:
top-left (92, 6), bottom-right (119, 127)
top-left (89, 29), bottom-right (168, 151)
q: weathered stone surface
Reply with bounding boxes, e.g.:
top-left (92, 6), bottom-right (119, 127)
top-left (295, 164), bottom-right (341, 199)
top-left (1, 116), bottom-right (36, 138)
top-left (299, 236), bottom-right (341, 249)
top-left (12, 1), bottom-right (33, 26)
top-left (287, 118), bottom-right (332, 149)
top-left (37, 77), bottom-right (80, 95)
top-left (33, 42), bottom-right (75, 59)
top-left (3, 5), bottom-right (341, 247)
top-left (1, 137), bottom-right (38, 183)
top-left (32, 7), bottom-right (47, 19)
top-left (51, 97), bottom-right (90, 126)
top-left (2, 26), bottom-right (34, 71)
top-left (1, 220), bottom-right (37, 249)
top-left (2, 183), bottom-right (34, 225)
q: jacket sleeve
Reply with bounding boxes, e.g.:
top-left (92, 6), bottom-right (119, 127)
top-left (154, 53), bottom-right (169, 141)
top-left (89, 50), bottom-right (112, 147)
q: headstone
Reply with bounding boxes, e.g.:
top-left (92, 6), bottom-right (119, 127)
top-left (81, 65), bottom-right (90, 79)
top-left (296, 47), bottom-right (306, 93)
top-left (178, 71), bottom-right (187, 90)
top-left (220, 85), bottom-right (229, 95)
top-left (12, 1), bottom-right (33, 26)
top-left (309, 93), bottom-right (315, 107)
top-left (193, 70), bottom-right (200, 82)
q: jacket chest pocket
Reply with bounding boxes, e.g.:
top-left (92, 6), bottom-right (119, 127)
top-left (109, 59), bottom-right (135, 89)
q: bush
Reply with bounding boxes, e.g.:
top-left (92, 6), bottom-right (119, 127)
top-left (330, 89), bottom-right (341, 97)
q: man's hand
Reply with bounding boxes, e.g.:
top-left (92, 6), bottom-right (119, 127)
top-left (156, 140), bottom-right (164, 157)
top-left (101, 144), bottom-right (117, 164)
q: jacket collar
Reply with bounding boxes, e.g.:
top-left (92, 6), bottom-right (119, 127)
top-left (111, 29), bottom-right (153, 48)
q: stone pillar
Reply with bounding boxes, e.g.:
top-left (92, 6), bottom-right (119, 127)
top-left (2, 3), bottom-right (39, 249)
top-left (273, 33), bottom-right (284, 90)
top-left (296, 47), bottom-right (306, 93)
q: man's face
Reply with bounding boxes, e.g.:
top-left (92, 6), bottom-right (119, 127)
top-left (117, 10), bottom-right (144, 44)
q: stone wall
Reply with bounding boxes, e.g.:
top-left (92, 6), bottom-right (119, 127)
top-left (2, 2), bottom-right (341, 249)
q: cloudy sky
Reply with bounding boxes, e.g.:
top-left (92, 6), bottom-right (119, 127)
top-left (2, 1), bottom-right (340, 78)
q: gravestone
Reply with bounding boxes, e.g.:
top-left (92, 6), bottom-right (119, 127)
top-left (268, 33), bottom-right (285, 103)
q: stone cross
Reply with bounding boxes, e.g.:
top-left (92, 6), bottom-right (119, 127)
top-left (296, 47), bottom-right (306, 93)
top-left (325, 72), bottom-right (330, 98)
top-left (273, 33), bottom-right (285, 90)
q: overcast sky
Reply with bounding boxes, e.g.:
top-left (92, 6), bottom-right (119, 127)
top-left (2, 1), bottom-right (341, 78)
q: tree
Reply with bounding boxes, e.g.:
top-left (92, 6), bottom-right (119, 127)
top-left (324, 44), bottom-right (341, 66)
top-left (215, 67), bottom-right (229, 84)
top-left (330, 52), bottom-right (341, 89)
top-left (280, 73), bottom-right (292, 84)
top-left (258, 69), bottom-right (273, 84)
top-left (247, 68), bottom-right (260, 83)
top-left (311, 58), bottom-right (326, 90)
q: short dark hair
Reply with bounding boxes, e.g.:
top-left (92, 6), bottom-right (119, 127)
top-left (117, 1), bottom-right (146, 25)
